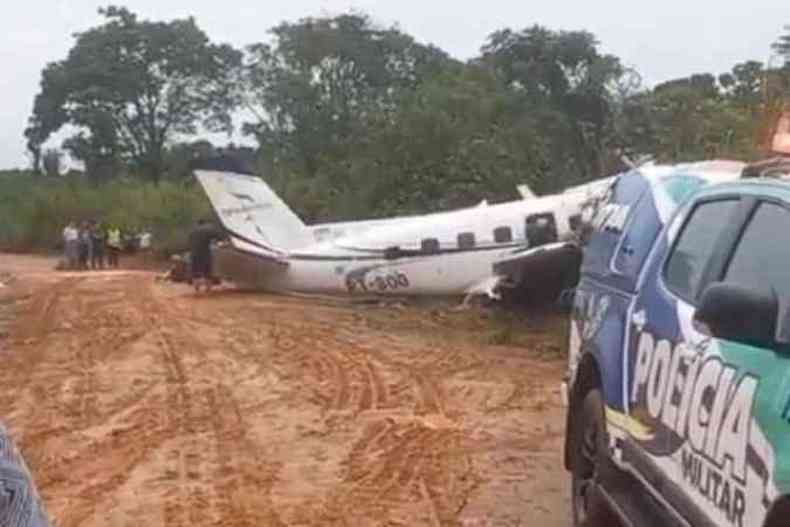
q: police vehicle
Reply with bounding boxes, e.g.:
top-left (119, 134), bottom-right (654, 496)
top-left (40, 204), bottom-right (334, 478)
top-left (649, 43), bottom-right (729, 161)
top-left (564, 158), bottom-right (790, 527)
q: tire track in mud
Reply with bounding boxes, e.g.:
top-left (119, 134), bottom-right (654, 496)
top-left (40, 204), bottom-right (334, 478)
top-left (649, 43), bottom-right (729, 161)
top-left (64, 278), bottom-right (153, 431)
top-left (159, 292), bottom-right (484, 526)
top-left (148, 288), bottom-right (285, 527)
top-left (155, 312), bottom-right (204, 527)
top-left (290, 329), bottom-right (388, 414)
top-left (18, 275), bottom-right (198, 527)
top-left (1, 277), bottom-right (82, 395)
top-left (205, 383), bottom-right (284, 527)
top-left (219, 319), bottom-right (394, 417)
top-left (250, 318), bottom-right (487, 524)
top-left (320, 419), bottom-right (481, 524)
top-left (0, 277), bottom-right (85, 449)
top-left (1, 260), bottom-right (570, 527)
top-left (207, 310), bottom-right (485, 524)
top-left (7, 274), bottom-right (177, 527)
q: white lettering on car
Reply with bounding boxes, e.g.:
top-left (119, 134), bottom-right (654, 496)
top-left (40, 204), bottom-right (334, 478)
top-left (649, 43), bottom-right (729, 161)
top-left (630, 330), bottom-right (763, 527)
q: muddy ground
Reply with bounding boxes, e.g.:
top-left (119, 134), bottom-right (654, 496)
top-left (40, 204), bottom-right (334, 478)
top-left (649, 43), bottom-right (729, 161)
top-left (0, 254), bottom-right (570, 527)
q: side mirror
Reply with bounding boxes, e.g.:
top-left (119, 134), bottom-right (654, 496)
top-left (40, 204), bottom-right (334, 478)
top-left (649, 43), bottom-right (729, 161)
top-left (694, 282), bottom-right (778, 349)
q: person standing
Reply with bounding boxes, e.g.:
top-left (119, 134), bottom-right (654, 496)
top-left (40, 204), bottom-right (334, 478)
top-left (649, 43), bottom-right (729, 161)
top-left (189, 219), bottom-right (224, 293)
top-left (90, 222), bottom-right (106, 270)
top-left (106, 225), bottom-right (122, 268)
top-left (62, 221), bottom-right (79, 270)
top-left (138, 228), bottom-right (152, 266)
top-left (78, 221), bottom-right (92, 270)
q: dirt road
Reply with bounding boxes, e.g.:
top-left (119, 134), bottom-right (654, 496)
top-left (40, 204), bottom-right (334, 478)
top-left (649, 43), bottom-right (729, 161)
top-left (0, 254), bottom-right (569, 527)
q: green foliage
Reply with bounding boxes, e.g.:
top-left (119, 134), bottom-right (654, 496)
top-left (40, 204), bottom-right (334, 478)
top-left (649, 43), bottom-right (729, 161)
top-left (241, 14), bottom-right (455, 220)
top-left (18, 11), bottom-right (790, 244)
top-left (479, 25), bottom-right (628, 183)
top-left (321, 65), bottom-right (549, 218)
top-left (27, 6), bottom-right (241, 183)
top-left (0, 172), bottom-right (212, 254)
top-left (244, 21), bottom-right (633, 221)
top-left (616, 62), bottom-right (790, 163)
top-left (42, 149), bottom-right (62, 178)
top-left (773, 25), bottom-right (790, 66)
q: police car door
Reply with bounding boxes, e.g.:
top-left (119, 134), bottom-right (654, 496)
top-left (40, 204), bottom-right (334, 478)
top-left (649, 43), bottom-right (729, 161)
top-left (626, 196), bottom-right (746, 525)
top-left (688, 198), bottom-right (790, 527)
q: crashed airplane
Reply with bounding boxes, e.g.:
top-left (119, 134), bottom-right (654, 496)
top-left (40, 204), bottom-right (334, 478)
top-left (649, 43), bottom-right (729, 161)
top-left (192, 156), bottom-right (755, 301)
top-left (193, 165), bottom-right (606, 300)
top-left (190, 112), bottom-right (790, 301)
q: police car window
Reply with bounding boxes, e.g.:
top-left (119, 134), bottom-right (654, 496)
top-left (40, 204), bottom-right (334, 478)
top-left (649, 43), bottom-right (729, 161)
top-left (724, 202), bottom-right (790, 298)
top-left (664, 199), bottom-right (739, 302)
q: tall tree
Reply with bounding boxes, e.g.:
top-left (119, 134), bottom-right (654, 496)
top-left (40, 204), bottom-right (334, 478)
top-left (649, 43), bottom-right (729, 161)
top-left (345, 65), bottom-right (549, 216)
top-left (773, 25), bottom-right (790, 66)
top-left (479, 26), bottom-right (626, 183)
top-left (242, 14), bottom-right (452, 188)
top-left (719, 61), bottom-right (764, 106)
top-left (27, 6), bottom-right (241, 183)
top-left (618, 71), bottom-right (763, 162)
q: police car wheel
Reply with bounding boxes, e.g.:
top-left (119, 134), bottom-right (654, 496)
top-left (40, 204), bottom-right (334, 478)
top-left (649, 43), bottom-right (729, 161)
top-left (570, 388), bottom-right (619, 527)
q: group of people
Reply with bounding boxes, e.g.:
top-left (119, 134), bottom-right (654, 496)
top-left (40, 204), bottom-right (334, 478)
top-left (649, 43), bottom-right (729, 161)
top-left (62, 220), bottom-right (123, 270)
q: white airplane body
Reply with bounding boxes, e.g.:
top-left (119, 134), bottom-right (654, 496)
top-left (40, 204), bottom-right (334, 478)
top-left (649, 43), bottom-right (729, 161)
top-left (195, 168), bottom-right (597, 298)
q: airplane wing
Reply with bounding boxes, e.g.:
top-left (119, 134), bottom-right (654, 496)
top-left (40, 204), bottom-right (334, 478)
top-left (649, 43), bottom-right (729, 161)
top-left (493, 242), bottom-right (583, 301)
top-left (460, 242), bottom-right (582, 303)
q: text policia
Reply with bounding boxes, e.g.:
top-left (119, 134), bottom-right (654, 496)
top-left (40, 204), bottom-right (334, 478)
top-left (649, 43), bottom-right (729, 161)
top-left (631, 331), bottom-right (764, 527)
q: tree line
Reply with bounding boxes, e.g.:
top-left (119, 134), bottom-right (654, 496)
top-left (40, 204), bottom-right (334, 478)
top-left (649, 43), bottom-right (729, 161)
top-left (22, 7), bottom-right (790, 223)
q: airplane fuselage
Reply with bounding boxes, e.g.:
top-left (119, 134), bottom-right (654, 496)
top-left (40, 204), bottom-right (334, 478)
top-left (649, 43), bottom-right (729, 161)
top-left (216, 190), bottom-right (589, 296)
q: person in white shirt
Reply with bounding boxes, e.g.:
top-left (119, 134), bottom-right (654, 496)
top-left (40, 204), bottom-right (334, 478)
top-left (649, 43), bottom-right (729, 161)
top-left (138, 230), bottom-right (152, 250)
top-left (62, 221), bottom-right (79, 270)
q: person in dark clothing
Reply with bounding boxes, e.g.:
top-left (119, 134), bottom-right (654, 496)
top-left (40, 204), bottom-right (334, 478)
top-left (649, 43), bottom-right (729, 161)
top-left (90, 222), bottom-right (106, 270)
top-left (189, 219), bottom-right (225, 293)
top-left (77, 221), bottom-right (92, 270)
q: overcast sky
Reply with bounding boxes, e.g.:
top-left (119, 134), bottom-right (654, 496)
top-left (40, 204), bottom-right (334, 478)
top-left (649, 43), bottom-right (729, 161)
top-left (1, 0), bottom-right (788, 169)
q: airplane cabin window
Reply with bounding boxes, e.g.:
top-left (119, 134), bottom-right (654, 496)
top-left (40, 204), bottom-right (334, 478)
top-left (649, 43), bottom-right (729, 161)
top-left (421, 238), bottom-right (440, 254)
top-left (494, 226), bottom-right (513, 243)
top-left (458, 232), bottom-right (476, 249)
top-left (525, 213), bottom-right (558, 247)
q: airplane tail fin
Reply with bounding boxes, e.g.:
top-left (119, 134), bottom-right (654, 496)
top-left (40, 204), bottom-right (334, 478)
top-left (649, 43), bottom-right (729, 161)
top-left (194, 169), bottom-right (313, 254)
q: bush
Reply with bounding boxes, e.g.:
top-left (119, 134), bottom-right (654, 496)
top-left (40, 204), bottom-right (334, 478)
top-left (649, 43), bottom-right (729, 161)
top-left (0, 172), bottom-right (213, 256)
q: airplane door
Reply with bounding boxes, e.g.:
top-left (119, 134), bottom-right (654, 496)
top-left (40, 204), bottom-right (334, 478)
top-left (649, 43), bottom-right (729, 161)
top-left (525, 213), bottom-right (558, 247)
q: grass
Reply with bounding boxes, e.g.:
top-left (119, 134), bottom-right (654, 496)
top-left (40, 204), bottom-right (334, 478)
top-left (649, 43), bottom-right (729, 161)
top-left (0, 173), bottom-right (213, 256)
